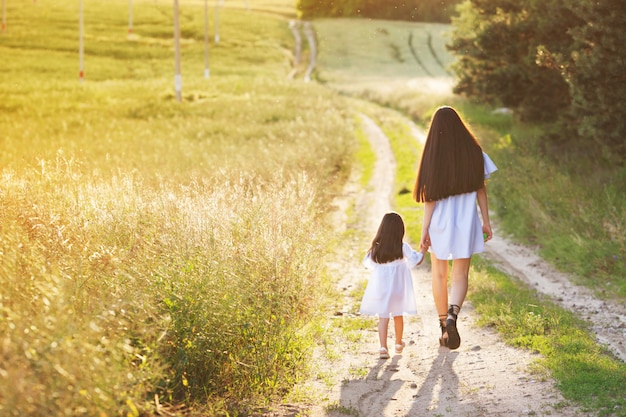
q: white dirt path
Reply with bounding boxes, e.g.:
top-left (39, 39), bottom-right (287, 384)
top-left (302, 114), bottom-right (595, 417)
top-left (262, 111), bottom-right (619, 417)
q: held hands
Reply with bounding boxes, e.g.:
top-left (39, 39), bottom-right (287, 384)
top-left (415, 233), bottom-right (430, 267)
top-left (419, 231), bottom-right (431, 253)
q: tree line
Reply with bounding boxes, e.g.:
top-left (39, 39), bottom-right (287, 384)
top-left (296, 0), bottom-right (462, 23)
top-left (448, 0), bottom-right (626, 162)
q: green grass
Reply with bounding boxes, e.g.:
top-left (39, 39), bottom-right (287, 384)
top-left (314, 17), bottom-right (456, 122)
top-left (313, 17), bottom-right (626, 416)
top-left (469, 258), bottom-right (626, 416)
top-left (354, 120), bottom-right (377, 188)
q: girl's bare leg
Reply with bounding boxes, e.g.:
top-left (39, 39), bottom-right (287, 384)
top-left (378, 318), bottom-right (390, 349)
top-left (393, 315), bottom-right (404, 345)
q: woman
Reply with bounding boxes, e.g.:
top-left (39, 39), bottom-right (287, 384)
top-left (414, 106), bottom-right (497, 350)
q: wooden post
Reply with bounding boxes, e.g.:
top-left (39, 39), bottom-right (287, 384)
top-left (204, 0), bottom-right (210, 78)
top-left (1, 0), bottom-right (6, 33)
top-left (288, 20), bottom-right (302, 80)
top-left (128, 0), bottom-right (133, 35)
top-left (79, 0), bottom-right (84, 81)
top-left (173, 0), bottom-right (182, 101)
top-left (214, 0), bottom-right (220, 43)
top-left (303, 21), bottom-right (316, 82)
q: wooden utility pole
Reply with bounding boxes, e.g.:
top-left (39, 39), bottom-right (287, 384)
top-left (2, 0), bottom-right (6, 33)
top-left (79, 0), bottom-right (84, 81)
top-left (204, 0), bottom-right (210, 78)
top-left (214, 0), bottom-right (220, 43)
top-left (173, 0), bottom-right (182, 101)
top-left (128, 0), bottom-right (133, 35)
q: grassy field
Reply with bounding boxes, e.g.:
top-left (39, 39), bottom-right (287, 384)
top-left (314, 17), bottom-right (455, 120)
top-left (0, 1), bottom-right (356, 415)
top-left (313, 18), bottom-right (626, 417)
top-left (2, 1), bottom-right (625, 416)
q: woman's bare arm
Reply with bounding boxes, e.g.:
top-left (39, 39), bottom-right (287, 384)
top-left (476, 186), bottom-right (492, 241)
top-left (420, 201), bottom-right (436, 249)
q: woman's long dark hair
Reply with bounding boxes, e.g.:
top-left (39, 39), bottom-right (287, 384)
top-left (368, 212), bottom-right (405, 263)
top-left (413, 106), bottom-right (485, 202)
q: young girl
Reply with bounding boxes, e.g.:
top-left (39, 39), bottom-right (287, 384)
top-left (360, 212), bottom-right (427, 359)
top-left (413, 106), bottom-right (497, 350)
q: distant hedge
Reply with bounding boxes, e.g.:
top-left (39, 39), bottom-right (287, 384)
top-left (296, 0), bottom-right (462, 23)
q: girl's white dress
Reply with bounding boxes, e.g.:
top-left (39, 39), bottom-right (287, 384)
top-left (359, 242), bottom-right (423, 318)
top-left (429, 152), bottom-right (498, 260)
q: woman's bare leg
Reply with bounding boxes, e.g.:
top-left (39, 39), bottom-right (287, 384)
top-left (449, 258), bottom-right (471, 308)
top-left (431, 254), bottom-right (450, 345)
top-left (430, 253), bottom-right (449, 317)
top-left (445, 257), bottom-right (471, 349)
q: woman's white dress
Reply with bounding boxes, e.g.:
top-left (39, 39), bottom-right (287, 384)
top-left (359, 242), bottom-right (423, 318)
top-left (429, 152), bottom-right (498, 260)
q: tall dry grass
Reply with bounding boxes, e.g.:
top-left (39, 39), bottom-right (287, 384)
top-left (0, 0), bottom-right (356, 415)
top-left (1, 143), bottom-right (352, 416)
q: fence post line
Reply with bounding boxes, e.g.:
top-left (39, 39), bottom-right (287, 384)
top-left (173, 0), bottom-right (182, 101)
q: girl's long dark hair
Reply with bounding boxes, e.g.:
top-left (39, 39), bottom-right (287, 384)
top-left (368, 212), bottom-right (405, 263)
top-left (413, 106), bottom-right (485, 202)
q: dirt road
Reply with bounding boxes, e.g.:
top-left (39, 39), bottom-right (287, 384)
top-left (297, 113), bottom-right (602, 417)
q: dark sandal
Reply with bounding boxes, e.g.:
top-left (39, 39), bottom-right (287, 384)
top-left (446, 305), bottom-right (461, 350)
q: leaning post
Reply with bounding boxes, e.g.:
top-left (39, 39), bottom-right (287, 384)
top-left (303, 21), bottom-right (316, 82)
